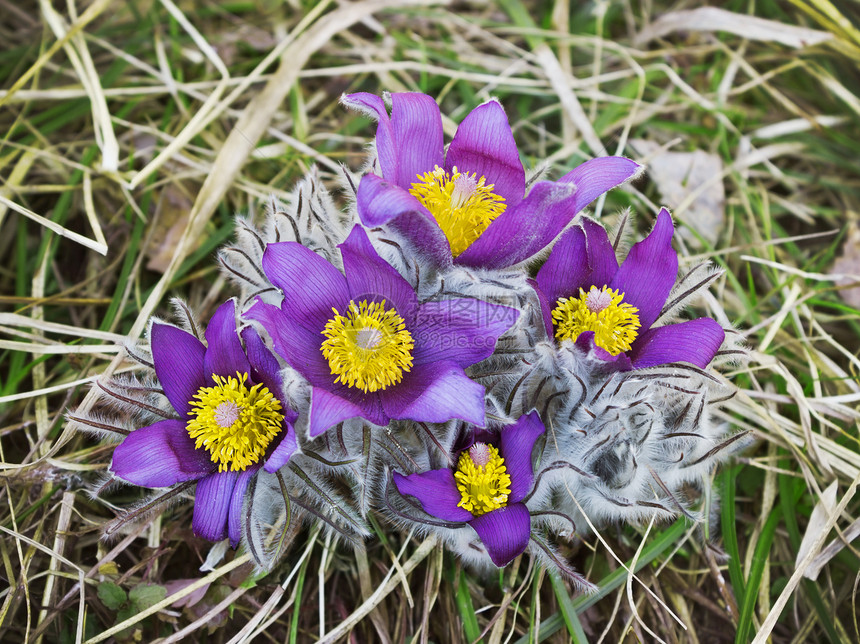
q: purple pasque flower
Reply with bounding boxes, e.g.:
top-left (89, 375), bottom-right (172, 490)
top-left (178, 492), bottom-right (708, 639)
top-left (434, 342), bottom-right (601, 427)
top-left (393, 412), bottom-right (545, 567)
top-left (110, 299), bottom-right (298, 547)
top-left (246, 224), bottom-right (519, 438)
top-left (532, 208), bottom-right (725, 370)
top-left (342, 91), bottom-right (641, 270)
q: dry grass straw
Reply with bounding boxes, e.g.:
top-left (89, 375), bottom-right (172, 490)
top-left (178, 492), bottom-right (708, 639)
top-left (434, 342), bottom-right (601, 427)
top-left (0, 0), bottom-right (858, 642)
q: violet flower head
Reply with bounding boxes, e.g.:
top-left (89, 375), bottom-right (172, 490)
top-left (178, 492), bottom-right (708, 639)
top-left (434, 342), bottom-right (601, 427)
top-left (342, 91), bottom-right (641, 270)
top-left (532, 208), bottom-right (725, 370)
top-left (393, 412), bottom-right (545, 567)
top-left (110, 299), bottom-right (298, 547)
top-left (246, 224), bottom-right (519, 438)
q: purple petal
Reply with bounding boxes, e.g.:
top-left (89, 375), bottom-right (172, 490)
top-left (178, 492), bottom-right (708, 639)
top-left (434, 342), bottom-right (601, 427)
top-left (261, 241), bottom-right (350, 330)
top-left (151, 322), bottom-right (207, 417)
top-left (499, 412), bottom-right (545, 503)
top-left (203, 300), bottom-right (250, 379)
top-left (110, 419), bottom-right (215, 487)
top-left (469, 503), bottom-right (531, 567)
top-left (557, 156), bottom-right (641, 206)
top-left (573, 331), bottom-right (634, 371)
top-left (342, 92), bottom-right (444, 189)
top-left (380, 360), bottom-right (486, 427)
top-left (610, 208), bottom-right (678, 331)
top-left (341, 92), bottom-right (398, 183)
top-left (245, 301), bottom-right (333, 388)
top-left (392, 468), bottom-right (473, 522)
top-left (227, 465), bottom-right (260, 548)
top-left (308, 387), bottom-right (368, 438)
top-left (412, 300), bottom-right (519, 368)
top-left (445, 99), bottom-right (525, 206)
top-left (240, 326), bottom-right (293, 421)
top-left (264, 421), bottom-right (298, 472)
top-left (339, 225), bottom-right (418, 322)
top-left (355, 174), bottom-right (453, 269)
top-left (193, 471), bottom-right (236, 542)
top-left (535, 225), bottom-right (589, 307)
top-left (456, 156), bottom-right (640, 269)
top-left (528, 278), bottom-right (554, 340)
top-left (581, 217), bottom-right (619, 288)
top-left (455, 180), bottom-right (578, 269)
top-left (389, 93), bottom-right (444, 189)
top-left (629, 318), bottom-right (725, 369)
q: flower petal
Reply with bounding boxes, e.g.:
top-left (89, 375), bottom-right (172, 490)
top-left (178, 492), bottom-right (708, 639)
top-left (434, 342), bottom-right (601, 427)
top-left (264, 421), bottom-right (298, 472)
top-left (227, 465), bottom-right (260, 549)
top-left (308, 387), bottom-right (368, 438)
top-left (355, 174), bottom-right (453, 269)
top-left (445, 99), bottom-right (525, 206)
top-left (629, 318), bottom-right (725, 369)
top-left (455, 180), bottom-right (578, 269)
top-left (341, 92), bottom-right (398, 183)
top-left (193, 471), bottom-right (236, 542)
top-left (392, 468), bottom-right (473, 522)
top-left (110, 419), bottom-right (215, 487)
top-left (573, 331), bottom-right (634, 371)
top-left (535, 224), bottom-right (589, 307)
top-left (339, 224), bottom-right (418, 322)
top-left (203, 300), bottom-right (251, 379)
top-left (240, 326), bottom-right (293, 420)
top-left (469, 503), bottom-right (531, 567)
top-left (244, 301), bottom-right (332, 388)
top-left (610, 208), bottom-right (678, 331)
top-left (457, 156), bottom-right (640, 269)
top-left (261, 241), bottom-right (350, 330)
top-left (151, 321), bottom-right (207, 417)
top-left (389, 92), bottom-right (444, 189)
top-left (380, 360), bottom-right (486, 427)
top-left (528, 278), bottom-right (554, 340)
top-left (581, 217), bottom-right (619, 288)
top-left (499, 412), bottom-right (545, 503)
top-left (412, 300), bottom-right (519, 367)
top-left (342, 92), bottom-right (444, 189)
top-left (557, 156), bottom-right (641, 208)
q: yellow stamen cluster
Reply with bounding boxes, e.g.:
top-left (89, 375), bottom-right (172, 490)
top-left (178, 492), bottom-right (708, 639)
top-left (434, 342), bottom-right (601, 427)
top-left (187, 372), bottom-right (284, 472)
top-left (320, 300), bottom-right (414, 393)
top-left (551, 285), bottom-right (641, 356)
top-left (409, 165), bottom-right (506, 256)
top-left (454, 442), bottom-right (512, 516)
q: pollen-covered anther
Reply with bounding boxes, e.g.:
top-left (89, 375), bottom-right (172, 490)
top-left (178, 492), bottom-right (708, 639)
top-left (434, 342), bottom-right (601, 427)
top-left (186, 372), bottom-right (284, 472)
top-left (552, 286), bottom-right (641, 356)
top-left (321, 300), bottom-right (414, 393)
top-left (409, 165), bottom-right (506, 256)
top-left (455, 442), bottom-right (512, 516)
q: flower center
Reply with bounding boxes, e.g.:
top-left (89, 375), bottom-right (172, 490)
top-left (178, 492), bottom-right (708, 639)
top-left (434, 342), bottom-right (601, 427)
top-left (409, 165), bottom-right (506, 257)
top-left (454, 442), bottom-right (512, 516)
top-left (551, 285), bottom-right (641, 356)
top-left (187, 372), bottom-right (284, 472)
top-left (320, 300), bottom-right (414, 393)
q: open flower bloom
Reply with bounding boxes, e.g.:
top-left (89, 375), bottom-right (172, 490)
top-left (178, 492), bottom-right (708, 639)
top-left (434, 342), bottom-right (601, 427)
top-left (343, 91), bottom-right (641, 270)
top-left (393, 412), bottom-right (545, 567)
top-left (110, 300), bottom-right (299, 546)
top-left (532, 208), bottom-right (725, 369)
top-left (246, 225), bottom-right (519, 437)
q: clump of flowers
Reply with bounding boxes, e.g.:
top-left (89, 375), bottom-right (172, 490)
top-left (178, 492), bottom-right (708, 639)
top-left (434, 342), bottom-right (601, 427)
top-left (72, 91), bottom-right (747, 584)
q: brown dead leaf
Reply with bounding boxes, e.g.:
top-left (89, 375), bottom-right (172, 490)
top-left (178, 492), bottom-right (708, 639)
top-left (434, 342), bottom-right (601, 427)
top-left (830, 221), bottom-right (860, 309)
top-left (632, 139), bottom-right (725, 247)
top-left (146, 184), bottom-right (196, 274)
